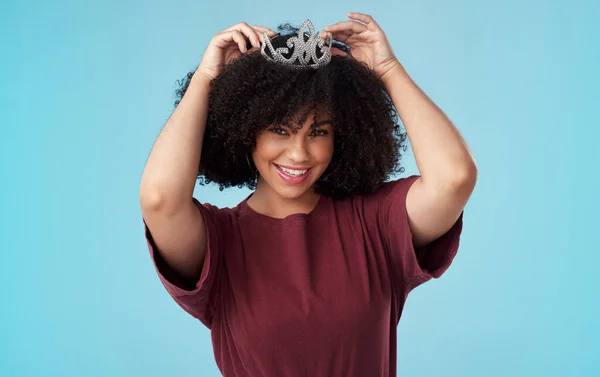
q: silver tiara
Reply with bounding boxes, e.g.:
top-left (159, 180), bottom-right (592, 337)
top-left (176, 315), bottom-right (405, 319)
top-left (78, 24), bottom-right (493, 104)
top-left (261, 19), bottom-right (332, 70)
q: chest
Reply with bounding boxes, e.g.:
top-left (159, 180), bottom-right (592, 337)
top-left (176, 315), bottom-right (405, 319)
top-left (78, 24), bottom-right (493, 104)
top-left (217, 215), bottom-right (394, 353)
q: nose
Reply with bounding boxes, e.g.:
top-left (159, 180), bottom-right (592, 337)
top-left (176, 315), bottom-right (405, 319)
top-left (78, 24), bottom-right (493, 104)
top-left (285, 136), bottom-right (310, 163)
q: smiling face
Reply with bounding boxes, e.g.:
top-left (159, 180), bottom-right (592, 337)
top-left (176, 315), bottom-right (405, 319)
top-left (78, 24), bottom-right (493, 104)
top-left (252, 109), bottom-right (334, 201)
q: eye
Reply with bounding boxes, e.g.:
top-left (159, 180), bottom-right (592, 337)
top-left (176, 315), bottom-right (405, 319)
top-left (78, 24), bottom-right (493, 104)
top-left (310, 129), bottom-right (328, 137)
top-left (269, 127), bottom-right (288, 135)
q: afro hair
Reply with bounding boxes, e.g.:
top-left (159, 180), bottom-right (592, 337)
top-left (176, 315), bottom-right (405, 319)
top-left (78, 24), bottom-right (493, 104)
top-left (173, 22), bottom-right (408, 200)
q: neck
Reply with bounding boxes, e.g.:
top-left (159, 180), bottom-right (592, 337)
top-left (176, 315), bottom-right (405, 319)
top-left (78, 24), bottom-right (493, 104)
top-left (248, 178), bottom-right (321, 218)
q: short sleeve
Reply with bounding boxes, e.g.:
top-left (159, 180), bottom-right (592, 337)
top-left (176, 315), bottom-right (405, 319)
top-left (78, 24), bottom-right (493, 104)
top-left (375, 175), bottom-right (464, 298)
top-left (143, 198), bottom-right (225, 329)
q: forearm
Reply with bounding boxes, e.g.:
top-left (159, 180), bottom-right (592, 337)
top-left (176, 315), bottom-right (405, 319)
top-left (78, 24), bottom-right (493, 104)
top-left (381, 63), bottom-right (477, 189)
top-left (140, 72), bottom-right (212, 210)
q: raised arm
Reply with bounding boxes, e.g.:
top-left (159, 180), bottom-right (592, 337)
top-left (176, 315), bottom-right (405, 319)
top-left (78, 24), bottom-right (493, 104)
top-left (140, 23), bottom-right (276, 289)
top-left (140, 72), bottom-right (212, 287)
top-left (382, 63), bottom-right (477, 248)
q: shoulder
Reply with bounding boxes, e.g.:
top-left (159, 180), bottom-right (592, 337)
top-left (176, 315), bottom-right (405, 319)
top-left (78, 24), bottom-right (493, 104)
top-left (326, 175), bottom-right (420, 220)
top-left (375, 175), bottom-right (420, 196)
top-left (353, 174), bottom-right (421, 206)
top-left (192, 198), bottom-right (234, 214)
top-left (191, 197), bottom-right (242, 230)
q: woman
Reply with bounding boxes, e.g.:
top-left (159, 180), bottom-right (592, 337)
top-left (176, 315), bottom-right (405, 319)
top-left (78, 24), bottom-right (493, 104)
top-left (140, 13), bottom-right (477, 377)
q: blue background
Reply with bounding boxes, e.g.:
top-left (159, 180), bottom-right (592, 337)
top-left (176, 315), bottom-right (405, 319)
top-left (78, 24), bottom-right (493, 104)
top-left (1, 0), bottom-right (598, 376)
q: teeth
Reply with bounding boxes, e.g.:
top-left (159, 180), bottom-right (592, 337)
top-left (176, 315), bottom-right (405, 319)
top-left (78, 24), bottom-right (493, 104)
top-left (277, 165), bottom-right (308, 176)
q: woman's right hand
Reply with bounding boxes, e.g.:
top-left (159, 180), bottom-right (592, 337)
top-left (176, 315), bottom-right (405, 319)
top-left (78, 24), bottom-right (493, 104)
top-left (197, 22), bottom-right (277, 80)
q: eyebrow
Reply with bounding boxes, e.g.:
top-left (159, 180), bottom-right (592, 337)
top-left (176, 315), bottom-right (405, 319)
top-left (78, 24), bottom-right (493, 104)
top-left (310, 120), bottom-right (333, 128)
top-left (275, 120), bottom-right (332, 130)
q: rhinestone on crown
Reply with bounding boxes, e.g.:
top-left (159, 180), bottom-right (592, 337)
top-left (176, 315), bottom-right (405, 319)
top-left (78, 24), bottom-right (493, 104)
top-left (261, 19), bottom-right (332, 70)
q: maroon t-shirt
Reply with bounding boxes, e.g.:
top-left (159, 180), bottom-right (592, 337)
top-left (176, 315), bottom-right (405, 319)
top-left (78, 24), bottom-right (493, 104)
top-left (144, 175), bottom-right (463, 377)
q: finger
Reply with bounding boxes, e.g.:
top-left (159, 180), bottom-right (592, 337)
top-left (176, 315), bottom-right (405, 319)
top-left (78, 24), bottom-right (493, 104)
top-left (223, 22), bottom-right (261, 48)
top-left (252, 25), bottom-right (277, 35)
top-left (347, 12), bottom-right (379, 28)
top-left (320, 28), bottom-right (354, 44)
top-left (331, 47), bottom-right (348, 57)
top-left (241, 23), bottom-right (262, 48)
top-left (328, 31), bottom-right (354, 44)
top-left (323, 20), bottom-right (367, 34)
top-left (317, 31), bottom-right (330, 40)
top-left (251, 26), bottom-right (277, 46)
top-left (229, 30), bottom-right (248, 53)
top-left (217, 29), bottom-right (253, 51)
top-left (247, 29), bottom-right (278, 51)
top-left (224, 23), bottom-right (277, 43)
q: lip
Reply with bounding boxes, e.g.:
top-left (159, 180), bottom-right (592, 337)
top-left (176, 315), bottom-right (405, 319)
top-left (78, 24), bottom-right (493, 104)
top-left (275, 163), bottom-right (312, 170)
top-left (273, 163), bottom-right (311, 184)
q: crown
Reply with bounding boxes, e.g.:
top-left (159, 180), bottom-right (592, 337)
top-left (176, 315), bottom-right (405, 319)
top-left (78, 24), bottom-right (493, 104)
top-left (261, 19), bottom-right (332, 70)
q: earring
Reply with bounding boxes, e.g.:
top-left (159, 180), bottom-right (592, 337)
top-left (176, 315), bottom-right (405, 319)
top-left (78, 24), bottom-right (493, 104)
top-left (318, 163), bottom-right (339, 182)
top-left (246, 154), bottom-right (256, 173)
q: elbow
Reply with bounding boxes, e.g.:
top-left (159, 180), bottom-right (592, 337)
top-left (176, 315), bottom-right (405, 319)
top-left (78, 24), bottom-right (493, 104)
top-left (450, 162), bottom-right (478, 194)
top-left (140, 185), bottom-right (194, 216)
top-left (140, 187), bottom-right (166, 212)
top-left (456, 162), bottom-right (478, 185)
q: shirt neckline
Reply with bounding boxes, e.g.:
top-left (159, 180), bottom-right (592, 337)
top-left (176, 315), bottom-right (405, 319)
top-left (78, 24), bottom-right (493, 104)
top-left (239, 192), bottom-right (327, 226)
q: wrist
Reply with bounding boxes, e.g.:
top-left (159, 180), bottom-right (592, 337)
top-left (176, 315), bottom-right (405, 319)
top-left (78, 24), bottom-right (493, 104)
top-left (380, 60), bottom-right (406, 84)
top-left (191, 70), bottom-right (214, 87)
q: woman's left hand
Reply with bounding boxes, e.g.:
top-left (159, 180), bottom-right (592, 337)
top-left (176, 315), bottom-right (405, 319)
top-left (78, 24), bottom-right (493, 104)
top-left (320, 12), bottom-right (401, 80)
